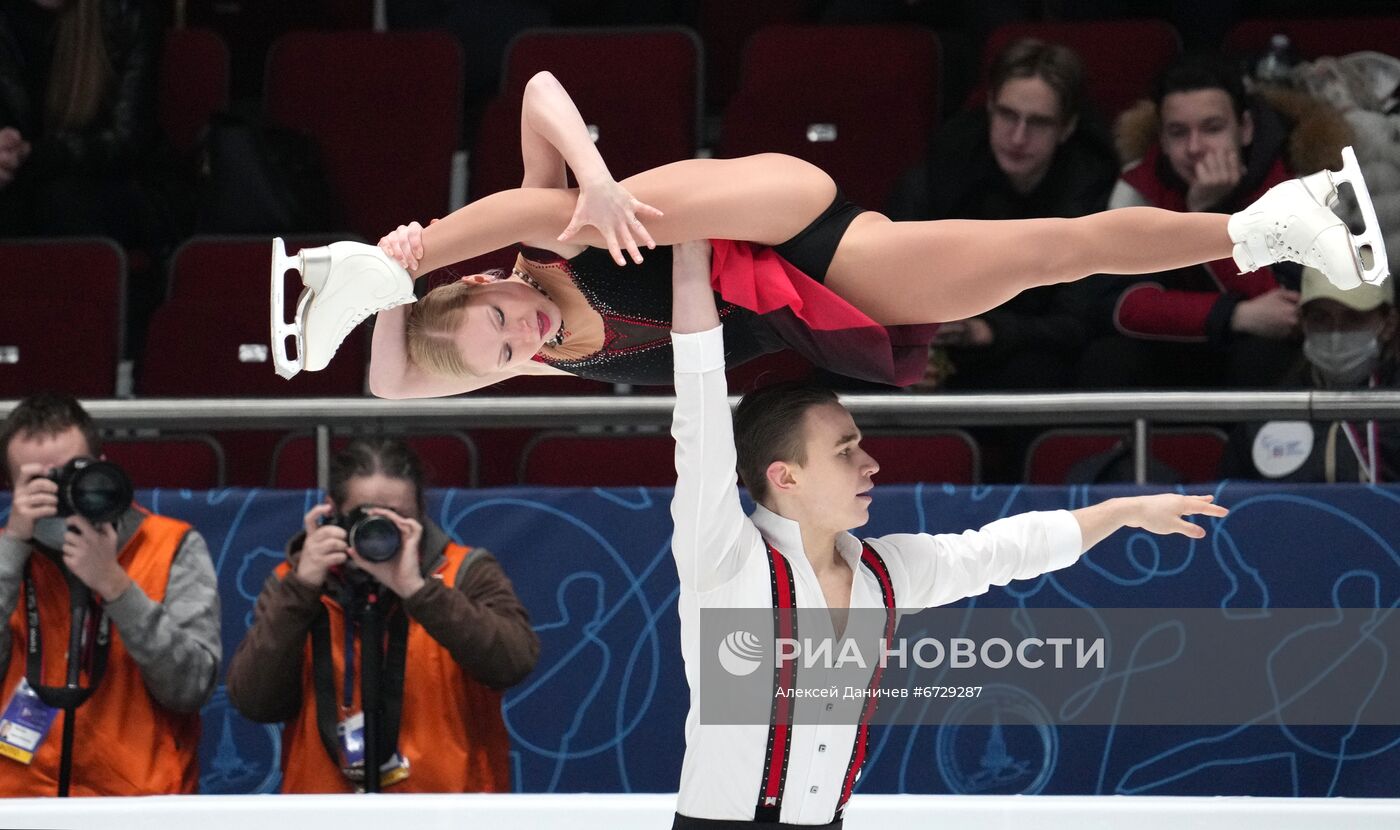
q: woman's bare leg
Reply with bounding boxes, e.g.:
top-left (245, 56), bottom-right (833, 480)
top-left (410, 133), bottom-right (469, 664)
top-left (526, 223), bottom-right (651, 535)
top-left (409, 154), bottom-right (837, 274)
top-left (826, 208), bottom-right (1234, 325)
top-left (617, 153), bottom-right (838, 247)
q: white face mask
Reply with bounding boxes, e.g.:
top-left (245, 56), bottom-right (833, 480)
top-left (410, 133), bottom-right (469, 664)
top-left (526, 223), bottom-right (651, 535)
top-left (1303, 329), bottom-right (1381, 387)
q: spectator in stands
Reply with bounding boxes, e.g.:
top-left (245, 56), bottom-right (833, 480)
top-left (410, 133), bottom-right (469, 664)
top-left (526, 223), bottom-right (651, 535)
top-left (0, 0), bottom-right (175, 245)
top-left (0, 392), bottom-right (219, 795)
top-left (1077, 54), bottom-right (1352, 389)
top-left (1221, 267), bottom-right (1399, 482)
top-left (887, 38), bottom-right (1118, 392)
top-left (227, 436), bottom-right (538, 793)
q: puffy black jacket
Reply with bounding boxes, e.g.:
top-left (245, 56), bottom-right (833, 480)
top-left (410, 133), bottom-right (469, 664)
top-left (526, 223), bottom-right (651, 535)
top-left (0, 0), bottom-right (161, 177)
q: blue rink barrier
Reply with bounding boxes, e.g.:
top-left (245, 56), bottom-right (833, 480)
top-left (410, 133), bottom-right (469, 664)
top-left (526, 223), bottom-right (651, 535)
top-left (2, 483), bottom-right (1398, 797)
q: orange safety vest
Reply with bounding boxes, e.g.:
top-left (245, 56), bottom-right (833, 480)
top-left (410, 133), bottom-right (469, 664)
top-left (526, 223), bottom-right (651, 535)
top-left (276, 542), bottom-right (511, 793)
top-left (0, 512), bottom-right (200, 796)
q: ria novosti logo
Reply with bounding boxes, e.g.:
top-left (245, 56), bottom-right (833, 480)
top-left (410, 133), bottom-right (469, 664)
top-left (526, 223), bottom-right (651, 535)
top-left (717, 631), bottom-right (1104, 676)
top-left (718, 630), bottom-right (765, 676)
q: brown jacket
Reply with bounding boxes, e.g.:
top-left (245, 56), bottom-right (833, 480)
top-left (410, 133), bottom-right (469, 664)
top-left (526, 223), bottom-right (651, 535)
top-left (226, 519), bottom-right (538, 725)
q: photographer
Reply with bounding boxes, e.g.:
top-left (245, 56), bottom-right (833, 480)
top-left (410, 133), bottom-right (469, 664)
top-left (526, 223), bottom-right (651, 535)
top-left (226, 437), bottom-right (538, 793)
top-left (0, 393), bottom-right (220, 796)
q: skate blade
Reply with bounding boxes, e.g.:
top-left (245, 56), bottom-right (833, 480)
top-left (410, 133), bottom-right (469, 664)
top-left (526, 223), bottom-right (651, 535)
top-left (270, 237), bottom-right (306, 379)
top-left (1335, 146), bottom-right (1390, 285)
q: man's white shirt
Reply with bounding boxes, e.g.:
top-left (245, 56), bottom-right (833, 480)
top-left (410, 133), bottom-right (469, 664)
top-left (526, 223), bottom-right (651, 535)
top-left (669, 326), bottom-right (1083, 824)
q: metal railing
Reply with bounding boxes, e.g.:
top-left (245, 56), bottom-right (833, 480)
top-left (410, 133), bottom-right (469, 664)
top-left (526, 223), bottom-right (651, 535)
top-left (4, 391), bottom-right (1398, 487)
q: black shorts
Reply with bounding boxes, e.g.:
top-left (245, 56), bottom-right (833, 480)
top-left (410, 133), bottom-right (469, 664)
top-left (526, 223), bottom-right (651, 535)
top-left (771, 191), bottom-right (866, 284)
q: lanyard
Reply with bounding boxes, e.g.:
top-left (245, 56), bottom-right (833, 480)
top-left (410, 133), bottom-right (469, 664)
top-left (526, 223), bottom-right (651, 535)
top-left (23, 564), bottom-right (111, 710)
top-left (309, 590), bottom-right (409, 782)
top-left (1339, 375), bottom-right (1383, 484)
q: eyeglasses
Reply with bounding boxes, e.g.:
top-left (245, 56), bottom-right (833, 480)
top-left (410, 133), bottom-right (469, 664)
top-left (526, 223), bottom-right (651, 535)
top-left (989, 104), bottom-right (1062, 136)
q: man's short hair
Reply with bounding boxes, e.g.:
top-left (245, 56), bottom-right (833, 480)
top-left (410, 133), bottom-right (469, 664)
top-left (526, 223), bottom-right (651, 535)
top-left (989, 37), bottom-right (1087, 123)
top-left (733, 382), bottom-right (840, 504)
top-left (0, 393), bottom-right (101, 481)
top-left (1153, 54), bottom-right (1249, 117)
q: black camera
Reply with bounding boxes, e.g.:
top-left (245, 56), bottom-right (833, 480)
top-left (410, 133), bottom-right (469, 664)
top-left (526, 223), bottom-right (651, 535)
top-left (45, 458), bottom-right (133, 525)
top-left (329, 507), bottom-right (402, 563)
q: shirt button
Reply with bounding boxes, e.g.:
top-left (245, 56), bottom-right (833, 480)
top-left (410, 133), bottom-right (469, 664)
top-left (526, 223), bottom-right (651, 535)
top-left (818, 744), bottom-right (827, 752)
top-left (810, 786), bottom-right (819, 794)
top-left (825, 703), bottom-right (833, 711)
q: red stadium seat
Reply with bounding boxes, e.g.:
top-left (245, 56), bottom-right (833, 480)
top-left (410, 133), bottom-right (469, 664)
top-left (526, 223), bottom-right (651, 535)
top-left (474, 428), bottom-right (542, 488)
top-left (469, 27), bottom-right (702, 200)
top-left (1151, 429), bottom-right (1230, 484)
top-left (264, 31), bottom-right (463, 240)
top-left (165, 233), bottom-right (345, 300)
top-left (102, 434), bottom-right (226, 489)
top-left (697, 0), bottom-right (811, 112)
top-left (862, 431), bottom-right (981, 485)
top-left (143, 235), bottom-right (365, 396)
top-left (719, 25), bottom-right (941, 209)
top-left (972, 19), bottom-right (1182, 117)
top-left (159, 28), bottom-right (230, 157)
top-left (518, 431), bottom-right (675, 486)
top-left (142, 236), bottom-right (367, 487)
top-left (186, 0), bottom-right (374, 99)
top-left (0, 238), bottom-right (125, 398)
top-left (1224, 17), bottom-right (1400, 61)
top-left (270, 431), bottom-right (479, 489)
top-left (1025, 427), bottom-right (1227, 484)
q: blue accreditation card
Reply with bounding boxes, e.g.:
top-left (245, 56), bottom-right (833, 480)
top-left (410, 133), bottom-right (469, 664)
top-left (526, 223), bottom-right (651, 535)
top-left (337, 711), bottom-right (366, 767)
top-left (338, 711), bottom-right (410, 789)
top-left (0, 678), bottom-right (58, 764)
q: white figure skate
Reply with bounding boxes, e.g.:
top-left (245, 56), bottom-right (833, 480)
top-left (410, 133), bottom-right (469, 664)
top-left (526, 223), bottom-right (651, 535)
top-left (270, 238), bottom-right (417, 379)
top-left (1228, 146), bottom-right (1389, 290)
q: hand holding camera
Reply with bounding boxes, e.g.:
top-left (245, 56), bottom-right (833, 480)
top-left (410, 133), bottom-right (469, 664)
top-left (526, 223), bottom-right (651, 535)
top-left (296, 504), bottom-right (424, 598)
top-left (296, 504), bottom-right (350, 590)
top-left (62, 516), bottom-right (128, 600)
top-left (6, 458), bottom-right (134, 599)
top-left (345, 508), bottom-right (424, 599)
top-left (5, 463), bottom-right (60, 542)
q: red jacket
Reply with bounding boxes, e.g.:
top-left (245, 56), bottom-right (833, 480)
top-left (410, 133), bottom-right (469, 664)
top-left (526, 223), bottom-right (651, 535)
top-left (1112, 144), bottom-right (1289, 342)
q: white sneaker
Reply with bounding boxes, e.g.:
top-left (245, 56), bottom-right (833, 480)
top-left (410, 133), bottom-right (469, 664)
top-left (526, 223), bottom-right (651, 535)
top-left (1228, 146), bottom-right (1389, 289)
top-left (270, 238), bottom-right (416, 379)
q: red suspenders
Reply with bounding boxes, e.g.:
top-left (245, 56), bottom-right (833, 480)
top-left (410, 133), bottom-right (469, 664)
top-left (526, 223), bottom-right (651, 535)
top-left (754, 544), bottom-right (798, 823)
top-left (754, 541), bottom-right (896, 824)
top-left (836, 545), bottom-right (897, 819)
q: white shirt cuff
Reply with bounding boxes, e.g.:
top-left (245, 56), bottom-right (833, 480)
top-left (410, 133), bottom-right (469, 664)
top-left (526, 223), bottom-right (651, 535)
top-left (671, 327), bottom-right (727, 374)
top-left (1043, 509), bottom-right (1085, 568)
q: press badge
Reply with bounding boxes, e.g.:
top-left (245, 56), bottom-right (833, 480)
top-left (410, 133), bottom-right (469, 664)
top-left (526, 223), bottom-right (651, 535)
top-left (338, 712), bottom-right (410, 788)
top-left (0, 678), bottom-right (58, 764)
top-left (337, 711), bottom-right (367, 767)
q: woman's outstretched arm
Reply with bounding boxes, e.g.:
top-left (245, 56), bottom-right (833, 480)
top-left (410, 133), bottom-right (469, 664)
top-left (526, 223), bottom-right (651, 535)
top-left (518, 71), bottom-right (607, 190)
top-left (517, 73), bottom-right (570, 190)
top-left (385, 71), bottom-right (665, 272)
top-left (519, 71), bottom-right (662, 263)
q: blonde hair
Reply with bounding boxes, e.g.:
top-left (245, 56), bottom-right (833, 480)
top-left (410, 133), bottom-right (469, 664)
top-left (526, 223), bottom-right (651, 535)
top-left (406, 280), bottom-right (489, 378)
top-left (47, 0), bottom-right (114, 133)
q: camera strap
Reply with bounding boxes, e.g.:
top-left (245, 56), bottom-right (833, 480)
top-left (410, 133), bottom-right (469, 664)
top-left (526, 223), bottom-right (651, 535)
top-left (309, 596), bottom-right (409, 784)
top-left (23, 565), bottom-right (110, 711)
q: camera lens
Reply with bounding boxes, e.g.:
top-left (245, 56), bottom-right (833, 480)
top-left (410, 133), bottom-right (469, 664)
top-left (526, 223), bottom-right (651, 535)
top-left (350, 515), bottom-right (402, 563)
top-left (67, 460), bottom-right (133, 525)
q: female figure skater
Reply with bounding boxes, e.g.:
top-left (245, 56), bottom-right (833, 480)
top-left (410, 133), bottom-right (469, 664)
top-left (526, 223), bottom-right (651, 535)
top-left (270, 72), bottom-right (1384, 397)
